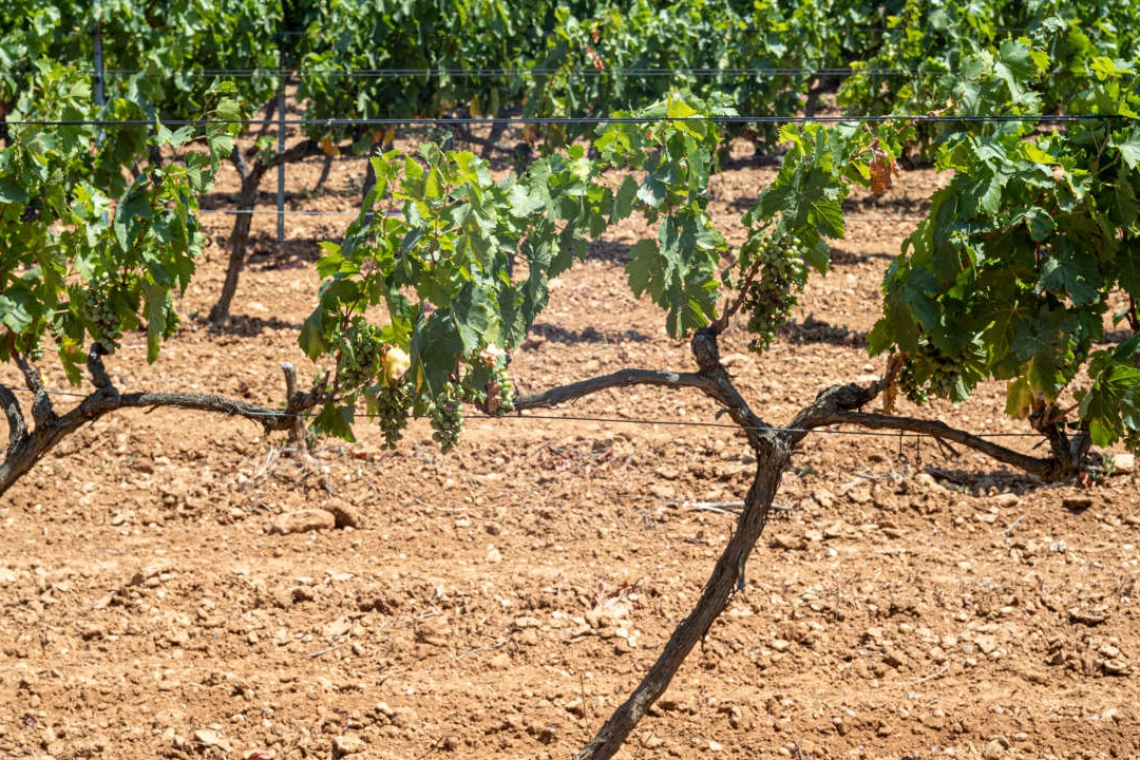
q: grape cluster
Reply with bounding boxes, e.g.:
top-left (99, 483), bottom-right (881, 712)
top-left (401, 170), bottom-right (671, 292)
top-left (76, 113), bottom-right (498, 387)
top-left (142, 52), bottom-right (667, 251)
top-left (372, 381), bottom-right (412, 449)
top-left (336, 325), bottom-right (382, 390)
top-left (428, 386), bottom-right (464, 453)
top-left (489, 360), bottom-right (515, 413)
top-left (459, 345), bottom-right (515, 415)
top-left (742, 236), bottom-right (808, 353)
top-left (895, 355), bottom-right (928, 405)
top-left (83, 281), bottom-right (123, 353)
top-left (897, 343), bottom-right (973, 404)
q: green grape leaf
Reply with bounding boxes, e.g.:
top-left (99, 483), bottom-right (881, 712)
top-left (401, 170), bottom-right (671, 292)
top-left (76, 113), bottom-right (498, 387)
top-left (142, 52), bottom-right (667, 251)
top-left (1011, 308), bottom-right (1073, 399)
top-left (799, 170), bottom-right (846, 240)
top-left (636, 172), bottom-right (668, 208)
top-left (299, 309), bottom-right (328, 361)
top-left (0, 287), bottom-right (35, 333)
top-left (612, 174), bottom-right (639, 222)
top-left (994, 39), bottom-right (1041, 104)
top-left (626, 238), bottom-right (666, 301)
top-left (0, 179), bottom-right (28, 203)
top-left (1079, 358), bottom-right (1140, 447)
top-left (112, 176), bottom-right (154, 253)
top-left (1113, 128), bottom-right (1140, 170)
top-left (1038, 245), bottom-right (1101, 305)
top-left (1108, 177), bottom-right (1138, 229)
top-left (410, 310), bottom-right (464, 396)
top-left (313, 402), bottom-right (356, 442)
top-left (452, 284), bottom-right (498, 351)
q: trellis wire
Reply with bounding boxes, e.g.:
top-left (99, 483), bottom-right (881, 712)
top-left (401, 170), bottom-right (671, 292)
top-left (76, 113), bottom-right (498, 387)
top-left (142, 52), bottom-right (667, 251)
top-left (8, 113), bottom-right (1109, 128)
top-left (1, 386), bottom-right (1046, 441)
top-left (91, 66), bottom-right (935, 78)
top-left (194, 208), bottom-right (932, 222)
top-left (88, 63), bottom-right (1088, 79)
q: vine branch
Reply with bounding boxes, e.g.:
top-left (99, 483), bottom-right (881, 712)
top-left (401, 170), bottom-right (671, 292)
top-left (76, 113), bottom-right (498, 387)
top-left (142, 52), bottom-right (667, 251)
top-left (13, 349), bottom-right (56, 428)
top-left (574, 327), bottom-right (779, 760)
top-left (514, 368), bottom-right (708, 410)
top-left (0, 346), bottom-right (318, 498)
top-left (0, 382), bottom-right (25, 451)
top-left (800, 406), bottom-right (1083, 481)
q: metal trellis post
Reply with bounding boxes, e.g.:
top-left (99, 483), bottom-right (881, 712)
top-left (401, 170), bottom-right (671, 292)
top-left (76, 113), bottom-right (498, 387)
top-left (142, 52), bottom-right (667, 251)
top-left (277, 74), bottom-right (286, 246)
top-left (92, 1), bottom-right (105, 142)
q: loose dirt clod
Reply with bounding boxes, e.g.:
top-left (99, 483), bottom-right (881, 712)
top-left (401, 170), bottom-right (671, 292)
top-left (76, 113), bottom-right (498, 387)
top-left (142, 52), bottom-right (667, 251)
top-left (268, 509), bottom-right (337, 534)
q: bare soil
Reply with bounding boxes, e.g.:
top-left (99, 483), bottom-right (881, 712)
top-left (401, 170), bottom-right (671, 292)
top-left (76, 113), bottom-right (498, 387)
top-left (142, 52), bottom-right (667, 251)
top-left (1, 130), bottom-right (1138, 760)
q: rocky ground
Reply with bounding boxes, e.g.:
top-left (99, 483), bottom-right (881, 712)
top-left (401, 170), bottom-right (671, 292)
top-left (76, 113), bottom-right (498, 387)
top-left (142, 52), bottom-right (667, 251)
top-left (1, 128), bottom-right (1138, 760)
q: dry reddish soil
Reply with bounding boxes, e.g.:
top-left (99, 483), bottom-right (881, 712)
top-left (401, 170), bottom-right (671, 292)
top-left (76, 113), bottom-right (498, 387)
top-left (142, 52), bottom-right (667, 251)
top-left (1, 126), bottom-right (1139, 760)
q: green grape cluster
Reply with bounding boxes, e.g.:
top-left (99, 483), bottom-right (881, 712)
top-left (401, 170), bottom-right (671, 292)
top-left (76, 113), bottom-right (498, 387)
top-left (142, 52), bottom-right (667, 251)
top-left (428, 386), bottom-right (464, 453)
top-left (83, 282), bottom-right (123, 353)
top-left (372, 381), bottom-right (412, 449)
top-left (490, 360), bottom-right (515, 414)
top-left (743, 237), bottom-right (808, 353)
top-left (336, 325), bottom-right (382, 390)
top-left (458, 347), bottom-right (516, 415)
top-left (898, 342), bottom-right (972, 404)
top-left (895, 355), bottom-right (928, 405)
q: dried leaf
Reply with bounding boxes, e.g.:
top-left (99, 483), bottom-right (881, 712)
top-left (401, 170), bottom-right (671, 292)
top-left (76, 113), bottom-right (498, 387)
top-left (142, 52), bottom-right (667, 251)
top-left (882, 377), bottom-right (898, 415)
top-left (320, 135), bottom-right (340, 158)
top-left (870, 144), bottom-right (897, 196)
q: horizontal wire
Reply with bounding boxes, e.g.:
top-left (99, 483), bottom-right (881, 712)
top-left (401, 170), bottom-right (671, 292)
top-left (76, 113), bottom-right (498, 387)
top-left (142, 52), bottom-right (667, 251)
top-left (483, 412), bottom-right (1042, 439)
top-left (200, 208), bottom-right (360, 217)
top-left (6, 113), bottom-right (1109, 128)
top-left (92, 67), bottom-right (923, 78)
top-left (1, 385), bottom-right (1042, 440)
top-left (194, 208), bottom-right (932, 223)
top-left (88, 25), bottom-right (1041, 40)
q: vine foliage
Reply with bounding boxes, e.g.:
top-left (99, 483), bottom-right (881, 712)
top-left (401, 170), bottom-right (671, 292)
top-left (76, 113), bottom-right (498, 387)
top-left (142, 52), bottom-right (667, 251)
top-left (1, 64), bottom-right (240, 378)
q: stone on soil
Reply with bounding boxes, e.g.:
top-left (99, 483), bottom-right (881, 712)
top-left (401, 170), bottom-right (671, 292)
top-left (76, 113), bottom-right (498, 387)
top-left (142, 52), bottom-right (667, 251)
top-left (268, 509), bottom-right (336, 535)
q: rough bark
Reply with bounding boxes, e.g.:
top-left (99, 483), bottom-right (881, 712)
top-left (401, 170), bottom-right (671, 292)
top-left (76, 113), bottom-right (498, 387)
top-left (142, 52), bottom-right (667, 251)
top-left (281, 361), bottom-right (310, 457)
top-left (570, 335), bottom-right (880, 759)
top-left (515, 369), bottom-right (708, 410)
top-left (521, 329), bottom-right (1086, 758)
top-left (515, 327), bottom-right (784, 759)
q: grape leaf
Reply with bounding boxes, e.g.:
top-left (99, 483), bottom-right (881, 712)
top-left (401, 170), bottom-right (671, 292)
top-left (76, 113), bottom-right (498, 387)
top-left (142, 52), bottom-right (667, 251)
top-left (1038, 244), bottom-right (1101, 305)
top-left (1115, 128), bottom-right (1140, 170)
top-left (411, 310), bottom-right (464, 396)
